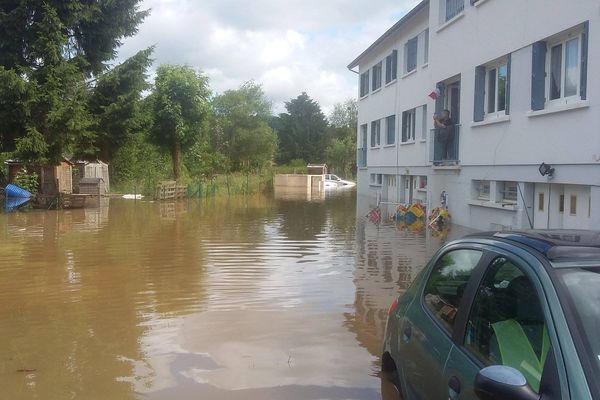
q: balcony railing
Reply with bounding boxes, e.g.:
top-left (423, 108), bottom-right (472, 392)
top-left (445, 0), bottom-right (464, 21)
top-left (430, 125), bottom-right (460, 165)
top-left (357, 148), bottom-right (367, 168)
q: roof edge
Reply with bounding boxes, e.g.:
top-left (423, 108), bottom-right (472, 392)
top-left (347, 0), bottom-right (429, 70)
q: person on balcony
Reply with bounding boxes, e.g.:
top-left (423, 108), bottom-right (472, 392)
top-left (433, 109), bottom-right (456, 163)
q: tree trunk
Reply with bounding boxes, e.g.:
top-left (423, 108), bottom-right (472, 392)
top-left (172, 139), bottom-right (182, 180)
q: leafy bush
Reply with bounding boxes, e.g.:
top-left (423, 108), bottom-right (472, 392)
top-left (13, 168), bottom-right (39, 195)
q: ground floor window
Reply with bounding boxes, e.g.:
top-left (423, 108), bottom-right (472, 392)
top-left (370, 173), bottom-right (383, 186)
top-left (474, 180), bottom-right (490, 200)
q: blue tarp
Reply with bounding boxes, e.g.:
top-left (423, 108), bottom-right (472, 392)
top-left (5, 183), bottom-right (32, 198)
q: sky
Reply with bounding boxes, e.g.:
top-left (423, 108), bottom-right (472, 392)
top-left (116, 0), bottom-right (420, 115)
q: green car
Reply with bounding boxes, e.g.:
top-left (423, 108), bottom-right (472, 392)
top-left (382, 230), bottom-right (600, 400)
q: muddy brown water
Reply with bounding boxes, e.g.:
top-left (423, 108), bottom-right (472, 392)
top-left (0, 191), bottom-right (469, 399)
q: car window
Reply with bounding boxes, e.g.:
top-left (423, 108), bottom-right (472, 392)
top-left (423, 249), bottom-right (483, 332)
top-left (464, 257), bottom-right (550, 393)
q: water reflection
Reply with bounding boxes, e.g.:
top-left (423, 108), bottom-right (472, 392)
top-left (0, 191), bottom-right (468, 399)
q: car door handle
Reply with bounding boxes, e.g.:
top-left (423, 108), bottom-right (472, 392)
top-left (402, 324), bottom-right (412, 341)
top-left (448, 376), bottom-right (461, 400)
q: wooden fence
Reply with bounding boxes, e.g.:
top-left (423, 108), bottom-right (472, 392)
top-left (155, 181), bottom-right (187, 200)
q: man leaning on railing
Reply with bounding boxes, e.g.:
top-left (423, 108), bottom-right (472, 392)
top-left (433, 109), bottom-right (456, 164)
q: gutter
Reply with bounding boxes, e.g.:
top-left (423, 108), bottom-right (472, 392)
top-left (347, 0), bottom-right (429, 70)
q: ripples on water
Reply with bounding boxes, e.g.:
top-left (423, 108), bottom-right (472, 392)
top-left (0, 191), bottom-right (466, 399)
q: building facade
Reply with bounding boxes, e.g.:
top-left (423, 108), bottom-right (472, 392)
top-left (349, 0), bottom-right (600, 230)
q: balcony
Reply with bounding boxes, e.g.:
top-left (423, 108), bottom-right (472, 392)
top-left (445, 0), bottom-right (464, 21)
top-left (430, 125), bottom-right (460, 166)
top-left (357, 148), bottom-right (367, 168)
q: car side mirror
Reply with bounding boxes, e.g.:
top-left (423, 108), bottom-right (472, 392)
top-left (474, 366), bottom-right (539, 400)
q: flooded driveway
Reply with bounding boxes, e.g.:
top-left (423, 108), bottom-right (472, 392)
top-left (0, 191), bottom-right (466, 399)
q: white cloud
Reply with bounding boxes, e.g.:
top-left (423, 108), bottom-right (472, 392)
top-left (118, 0), bottom-right (420, 114)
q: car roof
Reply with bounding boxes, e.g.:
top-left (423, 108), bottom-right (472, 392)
top-left (465, 230), bottom-right (600, 264)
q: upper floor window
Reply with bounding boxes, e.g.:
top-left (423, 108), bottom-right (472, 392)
top-left (531, 22), bottom-right (588, 111)
top-left (401, 108), bottom-right (416, 142)
top-left (359, 124), bottom-right (368, 149)
top-left (360, 71), bottom-right (370, 97)
top-left (385, 115), bottom-right (396, 145)
top-left (385, 50), bottom-right (398, 84)
top-left (549, 36), bottom-right (580, 102)
top-left (372, 61), bottom-right (383, 91)
top-left (474, 56), bottom-right (510, 122)
top-left (404, 37), bottom-right (418, 74)
top-left (445, 0), bottom-right (464, 22)
top-left (370, 120), bottom-right (381, 147)
top-left (487, 62), bottom-right (508, 115)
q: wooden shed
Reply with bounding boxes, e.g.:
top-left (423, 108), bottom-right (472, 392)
top-left (74, 160), bottom-right (110, 193)
top-left (5, 158), bottom-right (73, 195)
top-left (78, 177), bottom-right (106, 196)
top-left (307, 164), bottom-right (328, 175)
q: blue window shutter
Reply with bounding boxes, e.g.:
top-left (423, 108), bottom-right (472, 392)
top-left (581, 21), bottom-right (589, 100)
top-left (473, 66), bottom-right (486, 122)
top-left (505, 53), bottom-right (512, 115)
top-left (392, 50), bottom-right (398, 80)
top-left (435, 82), bottom-right (445, 115)
top-left (531, 41), bottom-right (547, 111)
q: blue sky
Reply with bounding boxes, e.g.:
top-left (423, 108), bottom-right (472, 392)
top-left (117, 0), bottom-right (420, 114)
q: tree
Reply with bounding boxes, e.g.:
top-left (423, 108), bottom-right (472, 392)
top-left (212, 82), bottom-right (277, 171)
top-left (148, 65), bottom-right (211, 180)
top-left (329, 99), bottom-right (358, 131)
top-left (325, 137), bottom-right (355, 177)
top-left (0, 1), bottom-right (148, 164)
top-left (325, 99), bottom-right (357, 175)
top-left (273, 92), bottom-right (328, 165)
top-left (84, 47), bottom-right (154, 161)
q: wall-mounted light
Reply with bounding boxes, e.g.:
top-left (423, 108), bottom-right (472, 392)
top-left (538, 162), bottom-right (555, 177)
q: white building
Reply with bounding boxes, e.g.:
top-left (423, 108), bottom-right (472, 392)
top-left (349, 0), bottom-right (600, 231)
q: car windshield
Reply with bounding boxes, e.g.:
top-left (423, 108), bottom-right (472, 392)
top-left (559, 267), bottom-right (600, 378)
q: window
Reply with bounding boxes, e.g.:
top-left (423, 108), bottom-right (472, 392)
top-left (401, 108), bottom-right (416, 142)
top-left (538, 193), bottom-right (545, 211)
top-left (501, 181), bottom-right (517, 204)
top-left (475, 180), bottom-right (490, 200)
top-left (360, 124), bottom-right (368, 148)
top-left (360, 71), bottom-right (370, 97)
top-left (423, 249), bottom-right (483, 332)
top-left (370, 120), bottom-right (381, 147)
top-left (445, 0), bottom-right (465, 22)
top-left (475, 58), bottom-right (510, 121)
top-left (419, 176), bottom-right (428, 190)
top-left (548, 34), bottom-right (582, 103)
top-left (570, 195), bottom-right (577, 215)
top-left (385, 115), bottom-right (396, 145)
top-left (404, 37), bottom-right (418, 73)
top-left (370, 173), bottom-right (383, 186)
top-left (465, 258), bottom-right (550, 393)
top-left (372, 61), bottom-right (382, 91)
top-left (385, 50), bottom-right (398, 84)
top-left (532, 23), bottom-right (588, 111)
top-left (487, 63), bottom-right (508, 114)
top-left (549, 38), bottom-right (579, 100)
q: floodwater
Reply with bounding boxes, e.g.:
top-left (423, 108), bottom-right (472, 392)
top-left (0, 191), bottom-right (468, 400)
